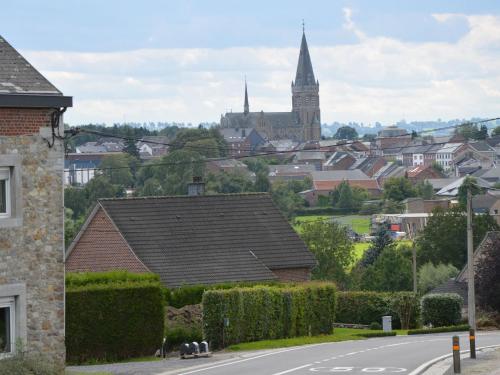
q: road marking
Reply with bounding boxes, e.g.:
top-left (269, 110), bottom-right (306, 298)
top-left (271, 363), bottom-right (313, 375)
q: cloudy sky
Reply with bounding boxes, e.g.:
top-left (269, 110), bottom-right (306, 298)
top-left (3, 0), bottom-right (500, 126)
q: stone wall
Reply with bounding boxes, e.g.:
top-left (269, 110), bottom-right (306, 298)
top-left (0, 108), bottom-right (65, 366)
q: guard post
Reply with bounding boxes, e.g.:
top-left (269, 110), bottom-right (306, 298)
top-left (453, 335), bottom-right (461, 374)
top-left (469, 329), bottom-right (476, 359)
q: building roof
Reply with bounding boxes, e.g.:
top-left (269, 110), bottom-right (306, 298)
top-left (472, 192), bottom-right (500, 213)
top-left (269, 164), bottom-right (316, 176)
top-left (324, 152), bottom-right (354, 167)
top-left (437, 143), bottom-right (463, 153)
top-left (468, 141), bottom-right (495, 153)
top-left (294, 32), bottom-right (316, 86)
top-left (0, 35), bottom-right (72, 107)
top-left (82, 194), bottom-right (315, 287)
top-left (428, 279), bottom-right (468, 306)
top-left (311, 170), bottom-right (369, 181)
top-left (295, 151), bottom-right (326, 161)
top-left (436, 176), bottom-right (492, 196)
top-left (425, 177), bottom-right (460, 190)
top-left (313, 179), bottom-right (381, 191)
top-left (378, 125), bottom-right (407, 138)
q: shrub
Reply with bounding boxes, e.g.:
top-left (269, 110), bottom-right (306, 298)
top-left (421, 293), bottom-right (463, 327)
top-left (66, 270), bottom-right (160, 287)
top-left (369, 322), bottom-right (382, 330)
top-left (165, 326), bottom-right (203, 351)
top-left (355, 331), bottom-right (397, 338)
top-left (66, 272), bottom-right (165, 364)
top-left (0, 352), bottom-right (63, 375)
top-left (418, 263), bottom-right (459, 294)
top-left (336, 291), bottom-right (419, 329)
top-left (202, 283), bottom-right (336, 348)
top-left (408, 324), bottom-right (469, 335)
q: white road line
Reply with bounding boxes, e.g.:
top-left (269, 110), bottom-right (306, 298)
top-left (270, 363), bottom-right (313, 375)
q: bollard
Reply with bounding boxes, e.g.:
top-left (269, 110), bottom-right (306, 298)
top-left (452, 335), bottom-right (461, 374)
top-left (469, 329), bottom-right (476, 359)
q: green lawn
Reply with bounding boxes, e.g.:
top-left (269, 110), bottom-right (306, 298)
top-left (227, 328), bottom-right (408, 351)
top-left (293, 215), bottom-right (371, 234)
top-left (353, 242), bottom-right (370, 260)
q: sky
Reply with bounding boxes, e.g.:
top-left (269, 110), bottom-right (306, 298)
top-left (2, 0), bottom-right (500, 126)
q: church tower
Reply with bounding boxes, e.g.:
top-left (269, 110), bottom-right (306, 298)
top-left (291, 30), bottom-right (321, 141)
top-left (244, 79), bottom-right (249, 114)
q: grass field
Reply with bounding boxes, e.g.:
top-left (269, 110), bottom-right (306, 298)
top-left (227, 328), bottom-right (409, 351)
top-left (293, 215), bottom-right (371, 234)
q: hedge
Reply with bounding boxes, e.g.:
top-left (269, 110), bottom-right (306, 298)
top-left (408, 324), bottom-right (469, 335)
top-left (202, 283), bottom-right (336, 348)
top-left (421, 293), bottom-right (463, 327)
top-left (66, 272), bottom-right (164, 364)
top-left (355, 331), bottom-right (397, 338)
top-left (335, 291), bottom-right (420, 329)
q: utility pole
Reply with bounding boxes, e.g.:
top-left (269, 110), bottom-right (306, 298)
top-left (467, 187), bottom-right (476, 331)
top-left (412, 243), bottom-right (417, 293)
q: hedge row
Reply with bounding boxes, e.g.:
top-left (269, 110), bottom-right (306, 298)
top-left (66, 272), bottom-right (165, 364)
top-left (421, 293), bottom-right (463, 327)
top-left (355, 331), bottom-right (397, 338)
top-left (202, 283), bottom-right (336, 348)
top-left (335, 291), bottom-right (420, 329)
top-left (408, 324), bottom-right (469, 335)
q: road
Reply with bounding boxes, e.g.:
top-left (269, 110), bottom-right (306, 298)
top-left (158, 331), bottom-right (500, 375)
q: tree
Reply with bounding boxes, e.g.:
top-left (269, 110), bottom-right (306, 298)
top-left (431, 161), bottom-right (444, 174)
top-left (362, 133), bottom-right (376, 142)
top-left (270, 179), bottom-right (310, 218)
top-left (205, 171), bottom-right (254, 194)
top-left (334, 126), bottom-right (358, 140)
top-left (123, 137), bottom-right (140, 159)
top-left (416, 206), bottom-right (499, 269)
top-left (492, 126), bottom-right (500, 136)
top-left (456, 122), bottom-right (479, 140)
top-left (254, 171), bottom-right (270, 192)
top-left (360, 244), bottom-right (413, 292)
top-left (100, 154), bottom-right (135, 187)
top-left (418, 262), bottom-right (459, 294)
top-left (457, 176), bottom-right (484, 209)
top-left (415, 180), bottom-right (434, 200)
top-left (360, 228), bottom-right (393, 267)
top-left (475, 234), bottom-right (500, 311)
top-left (330, 181), bottom-right (368, 212)
top-left (383, 177), bottom-right (416, 202)
top-left (170, 128), bottom-right (227, 157)
top-left (299, 220), bottom-right (354, 287)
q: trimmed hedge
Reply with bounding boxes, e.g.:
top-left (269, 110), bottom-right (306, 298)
top-left (355, 331), bottom-right (397, 338)
top-left (408, 324), bottom-right (469, 335)
top-left (335, 291), bottom-right (420, 329)
top-left (66, 272), bottom-right (164, 364)
top-left (421, 293), bottom-right (463, 327)
top-left (202, 283), bottom-right (336, 348)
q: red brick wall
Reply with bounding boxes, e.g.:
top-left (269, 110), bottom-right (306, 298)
top-left (272, 267), bottom-right (312, 282)
top-left (66, 207), bottom-right (150, 273)
top-left (0, 108), bottom-right (53, 136)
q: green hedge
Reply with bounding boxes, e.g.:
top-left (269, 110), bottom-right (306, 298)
top-left (202, 283), bottom-right (336, 348)
top-left (421, 293), bottom-right (463, 327)
top-left (408, 324), bottom-right (469, 335)
top-left (66, 272), bottom-right (164, 364)
top-left (355, 331), bottom-right (397, 338)
top-left (335, 291), bottom-right (420, 329)
top-left (66, 270), bottom-right (160, 287)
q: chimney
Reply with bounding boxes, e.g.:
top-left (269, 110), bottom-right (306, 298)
top-left (187, 176), bottom-right (205, 196)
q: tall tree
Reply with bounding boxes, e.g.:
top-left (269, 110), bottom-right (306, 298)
top-left (383, 177), bottom-right (416, 202)
top-left (360, 228), bottom-right (393, 267)
top-left (123, 138), bottom-right (140, 159)
top-left (334, 126), bottom-right (358, 140)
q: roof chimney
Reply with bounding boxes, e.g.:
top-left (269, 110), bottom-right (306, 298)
top-left (187, 176), bottom-right (205, 196)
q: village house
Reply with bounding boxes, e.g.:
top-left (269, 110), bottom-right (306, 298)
top-left (65, 193), bottom-right (317, 287)
top-left (219, 127), bottom-right (266, 157)
top-left (0, 36), bottom-right (71, 364)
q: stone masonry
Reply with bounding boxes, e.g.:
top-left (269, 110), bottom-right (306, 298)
top-left (0, 108), bottom-right (65, 366)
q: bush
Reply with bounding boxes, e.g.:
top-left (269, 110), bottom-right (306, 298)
top-left (418, 263), bottom-right (459, 294)
top-left (369, 322), bottom-right (382, 330)
top-left (0, 351), bottom-right (63, 375)
top-left (356, 331), bottom-right (397, 338)
top-left (336, 291), bottom-right (419, 329)
top-left (408, 324), bottom-right (469, 335)
top-left (66, 270), bottom-right (160, 287)
top-left (202, 283), bottom-right (336, 348)
top-left (421, 293), bottom-right (463, 327)
top-left (66, 272), bottom-right (165, 364)
top-left (165, 326), bottom-right (203, 351)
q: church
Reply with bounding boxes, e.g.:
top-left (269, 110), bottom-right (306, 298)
top-left (220, 31), bottom-right (321, 142)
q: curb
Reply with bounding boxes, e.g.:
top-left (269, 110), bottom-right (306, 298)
top-left (410, 344), bottom-right (500, 375)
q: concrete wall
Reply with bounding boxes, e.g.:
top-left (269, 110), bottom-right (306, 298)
top-left (0, 108), bottom-right (65, 366)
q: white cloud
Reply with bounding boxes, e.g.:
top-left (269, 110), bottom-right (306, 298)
top-left (23, 11), bottom-right (500, 126)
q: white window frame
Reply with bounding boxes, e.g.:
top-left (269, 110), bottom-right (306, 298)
top-left (0, 297), bottom-right (15, 358)
top-left (0, 167), bottom-right (11, 219)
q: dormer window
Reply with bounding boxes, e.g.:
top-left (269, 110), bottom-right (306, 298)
top-left (0, 168), bottom-right (10, 218)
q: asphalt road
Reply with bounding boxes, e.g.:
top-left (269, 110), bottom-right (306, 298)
top-left (158, 331), bottom-right (500, 375)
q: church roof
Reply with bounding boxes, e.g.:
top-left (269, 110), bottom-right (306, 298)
top-left (294, 32), bottom-right (316, 86)
top-left (222, 111), bottom-right (300, 129)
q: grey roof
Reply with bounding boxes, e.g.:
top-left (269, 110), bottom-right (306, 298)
top-left (222, 111), bottom-right (300, 130)
top-left (469, 141), bottom-right (495, 152)
top-left (324, 152), bottom-right (353, 166)
top-left (473, 166), bottom-right (500, 182)
top-left (312, 170), bottom-right (369, 181)
top-left (0, 36), bottom-right (60, 95)
top-left (472, 192), bottom-right (500, 213)
top-left (378, 125), bottom-right (407, 137)
top-left (294, 32), bottom-right (316, 86)
top-left (428, 280), bottom-right (467, 306)
top-left (425, 177), bottom-right (460, 190)
top-left (269, 164), bottom-right (316, 175)
top-left (436, 176), bottom-right (492, 196)
top-left (295, 151), bottom-right (326, 161)
top-left (99, 193), bottom-right (316, 288)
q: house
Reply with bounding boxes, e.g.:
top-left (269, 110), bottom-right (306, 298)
top-left (435, 143), bottom-right (464, 171)
top-left (219, 127), bottom-right (266, 157)
top-left (425, 177), bottom-right (460, 193)
top-left (436, 175), bottom-right (491, 196)
top-left (406, 165), bottom-right (443, 183)
top-left (472, 191), bottom-right (500, 226)
top-left (403, 197), bottom-right (450, 214)
top-left (375, 125), bottom-right (412, 150)
top-left (136, 136), bottom-right (169, 159)
top-left (268, 164), bottom-right (316, 182)
top-left (65, 193), bottom-right (317, 287)
top-left (0, 35), bottom-right (72, 364)
top-left (323, 152), bottom-right (356, 171)
top-left (64, 152), bottom-right (118, 186)
top-left (473, 166), bottom-right (500, 185)
top-left (349, 156), bottom-right (386, 177)
top-left (402, 145), bottom-right (431, 167)
top-left (428, 231), bottom-right (500, 315)
top-left (206, 159), bottom-right (251, 176)
top-left (293, 151), bottom-right (326, 171)
top-left (76, 140), bottom-right (124, 153)
top-left (458, 141), bottom-right (496, 169)
top-left (373, 162), bottom-right (406, 186)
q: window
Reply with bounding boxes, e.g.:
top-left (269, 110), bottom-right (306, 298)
top-left (0, 297), bottom-right (15, 356)
top-left (0, 168), bottom-right (10, 218)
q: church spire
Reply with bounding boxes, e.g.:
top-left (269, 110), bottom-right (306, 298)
top-left (294, 30), bottom-right (316, 87)
top-left (244, 78), bottom-right (249, 114)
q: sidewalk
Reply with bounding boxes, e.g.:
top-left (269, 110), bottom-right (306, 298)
top-left (423, 347), bottom-right (500, 375)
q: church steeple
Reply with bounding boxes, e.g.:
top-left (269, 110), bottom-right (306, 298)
top-left (244, 78), bottom-right (249, 114)
top-left (293, 31), bottom-right (316, 87)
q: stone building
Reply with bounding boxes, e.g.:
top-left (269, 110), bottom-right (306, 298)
top-left (220, 31), bottom-right (321, 142)
top-left (0, 36), bottom-right (72, 366)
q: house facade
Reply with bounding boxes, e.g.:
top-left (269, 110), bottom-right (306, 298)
top-left (0, 36), bottom-right (71, 365)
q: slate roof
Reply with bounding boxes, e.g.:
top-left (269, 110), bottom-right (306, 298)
top-left (312, 170), bottom-right (369, 181)
top-left (468, 141), bottom-right (495, 153)
top-left (0, 36), bottom-right (61, 95)
top-left (436, 176), bottom-right (491, 196)
top-left (97, 193), bottom-right (316, 287)
top-left (222, 111), bottom-right (300, 130)
top-left (294, 32), bottom-right (316, 86)
top-left (472, 192), bottom-right (500, 213)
